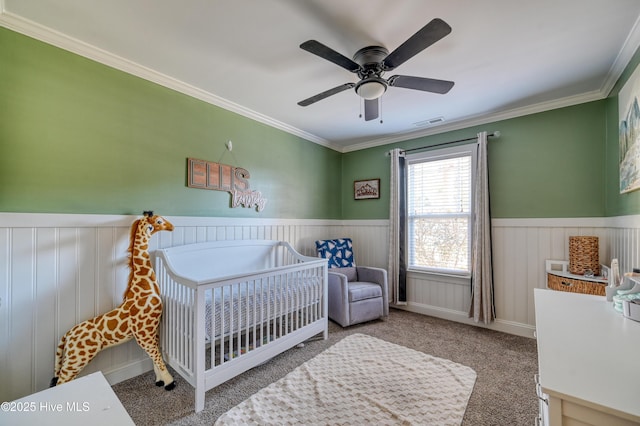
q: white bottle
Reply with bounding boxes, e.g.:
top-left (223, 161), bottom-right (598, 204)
top-left (610, 259), bottom-right (620, 288)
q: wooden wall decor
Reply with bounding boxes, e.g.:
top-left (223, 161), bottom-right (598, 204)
top-left (354, 178), bottom-right (380, 200)
top-left (187, 158), bottom-right (267, 212)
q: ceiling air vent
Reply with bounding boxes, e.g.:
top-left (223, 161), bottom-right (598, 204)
top-left (413, 116), bottom-right (445, 127)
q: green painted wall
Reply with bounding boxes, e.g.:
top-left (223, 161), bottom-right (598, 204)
top-left (342, 101), bottom-right (607, 219)
top-left (3, 25), bottom-right (638, 221)
top-left (0, 27), bottom-right (342, 219)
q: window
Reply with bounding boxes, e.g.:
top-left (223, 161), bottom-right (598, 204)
top-left (406, 145), bottom-right (476, 275)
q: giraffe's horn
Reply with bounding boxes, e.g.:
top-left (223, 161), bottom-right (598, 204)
top-left (143, 210), bottom-right (153, 217)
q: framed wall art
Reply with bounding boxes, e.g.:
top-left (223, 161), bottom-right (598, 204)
top-left (354, 178), bottom-right (380, 200)
top-left (618, 63), bottom-right (640, 193)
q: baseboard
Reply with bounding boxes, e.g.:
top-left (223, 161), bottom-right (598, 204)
top-left (399, 302), bottom-right (536, 339)
top-left (102, 358), bottom-right (153, 386)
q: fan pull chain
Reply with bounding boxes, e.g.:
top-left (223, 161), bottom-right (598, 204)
top-left (359, 99), bottom-right (363, 119)
top-left (379, 99), bottom-right (383, 124)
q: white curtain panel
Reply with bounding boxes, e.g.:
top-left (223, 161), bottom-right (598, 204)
top-left (469, 131), bottom-right (495, 323)
top-left (388, 148), bottom-right (406, 306)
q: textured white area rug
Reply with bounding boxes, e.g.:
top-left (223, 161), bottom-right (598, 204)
top-left (215, 333), bottom-right (477, 425)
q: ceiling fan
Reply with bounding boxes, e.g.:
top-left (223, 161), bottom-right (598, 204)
top-left (297, 18), bottom-right (455, 121)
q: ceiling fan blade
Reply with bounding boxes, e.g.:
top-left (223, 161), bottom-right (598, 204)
top-left (298, 83), bottom-right (356, 107)
top-left (300, 40), bottom-right (361, 73)
top-left (364, 99), bottom-right (379, 121)
top-left (382, 18), bottom-right (452, 71)
top-left (388, 75), bottom-right (454, 94)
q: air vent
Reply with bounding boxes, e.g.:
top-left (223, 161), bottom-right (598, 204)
top-left (413, 116), bottom-right (445, 127)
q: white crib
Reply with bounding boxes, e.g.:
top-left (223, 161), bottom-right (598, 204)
top-left (153, 240), bottom-right (328, 412)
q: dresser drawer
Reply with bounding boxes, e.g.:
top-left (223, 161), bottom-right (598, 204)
top-left (547, 273), bottom-right (605, 296)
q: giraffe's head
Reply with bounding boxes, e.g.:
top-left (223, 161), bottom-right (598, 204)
top-left (141, 211), bottom-right (174, 235)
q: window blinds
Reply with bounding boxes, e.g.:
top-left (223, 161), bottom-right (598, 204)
top-left (407, 154), bottom-right (472, 273)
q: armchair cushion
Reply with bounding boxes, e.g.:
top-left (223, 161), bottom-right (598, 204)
top-left (348, 282), bottom-right (383, 302)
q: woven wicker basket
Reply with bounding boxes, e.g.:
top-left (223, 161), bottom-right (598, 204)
top-left (547, 273), bottom-right (605, 296)
top-left (569, 236), bottom-right (599, 276)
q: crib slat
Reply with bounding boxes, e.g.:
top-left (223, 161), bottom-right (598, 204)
top-left (277, 275), bottom-right (283, 338)
top-left (220, 285), bottom-right (226, 365)
top-left (237, 283), bottom-right (241, 358)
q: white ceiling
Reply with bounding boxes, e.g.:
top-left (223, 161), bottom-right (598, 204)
top-left (2, 1), bottom-right (640, 152)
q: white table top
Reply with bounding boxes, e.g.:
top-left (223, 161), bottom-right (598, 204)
top-left (0, 372), bottom-right (134, 426)
top-left (534, 288), bottom-right (640, 418)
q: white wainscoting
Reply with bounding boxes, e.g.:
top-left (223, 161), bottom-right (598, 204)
top-left (402, 217), bottom-right (640, 338)
top-left (1, 213), bottom-right (638, 402)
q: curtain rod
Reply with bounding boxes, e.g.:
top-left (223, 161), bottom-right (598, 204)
top-left (396, 131), bottom-right (501, 155)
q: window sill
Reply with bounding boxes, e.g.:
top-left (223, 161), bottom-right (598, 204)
top-left (407, 269), bottom-right (471, 285)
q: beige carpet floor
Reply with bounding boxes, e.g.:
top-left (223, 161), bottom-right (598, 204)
top-left (112, 309), bottom-right (539, 425)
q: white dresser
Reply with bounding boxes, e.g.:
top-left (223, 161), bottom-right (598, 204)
top-left (534, 288), bottom-right (640, 426)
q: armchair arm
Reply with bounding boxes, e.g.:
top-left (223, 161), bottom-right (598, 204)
top-left (356, 266), bottom-right (389, 317)
top-left (327, 271), bottom-right (350, 327)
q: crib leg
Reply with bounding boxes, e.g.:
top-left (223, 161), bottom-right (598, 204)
top-left (196, 388), bottom-right (205, 413)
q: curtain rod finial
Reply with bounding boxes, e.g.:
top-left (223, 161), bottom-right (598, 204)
top-left (493, 131), bottom-right (501, 138)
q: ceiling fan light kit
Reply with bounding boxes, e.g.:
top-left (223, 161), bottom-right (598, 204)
top-left (355, 77), bottom-right (387, 100)
top-left (298, 18), bottom-right (455, 121)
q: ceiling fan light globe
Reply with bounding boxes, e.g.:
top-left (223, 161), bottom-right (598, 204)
top-left (356, 79), bottom-right (387, 100)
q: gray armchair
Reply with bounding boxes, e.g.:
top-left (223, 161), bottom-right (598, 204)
top-left (315, 238), bottom-right (389, 327)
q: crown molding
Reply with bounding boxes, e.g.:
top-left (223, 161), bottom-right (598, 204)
top-left (602, 13), bottom-right (640, 96)
top-left (0, 10), bottom-right (343, 152)
top-left (341, 89), bottom-right (606, 152)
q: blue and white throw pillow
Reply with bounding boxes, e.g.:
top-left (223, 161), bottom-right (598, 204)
top-left (315, 238), bottom-right (355, 269)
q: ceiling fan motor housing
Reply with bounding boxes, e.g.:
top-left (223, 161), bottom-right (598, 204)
top-left (353, 46), bottom-right (388, 78)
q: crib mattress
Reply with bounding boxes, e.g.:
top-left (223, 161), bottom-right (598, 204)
top-left (203, 277), bottom-right (322, 340)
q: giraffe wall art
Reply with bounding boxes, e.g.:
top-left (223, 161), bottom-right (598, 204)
top-left (50, 211), bottom-right (175, 390)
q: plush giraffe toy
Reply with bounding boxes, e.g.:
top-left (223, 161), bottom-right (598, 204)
top-left (50, 211), bottom-right (175, 390)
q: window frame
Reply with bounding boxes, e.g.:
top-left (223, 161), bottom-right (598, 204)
top-left (405, 143), bottom-right (477, 277)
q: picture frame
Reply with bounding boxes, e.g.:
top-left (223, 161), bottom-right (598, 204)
top-left (354, 178), bottom-right (380, 200)
top-left (618, 63), bottom-right (640, 193)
